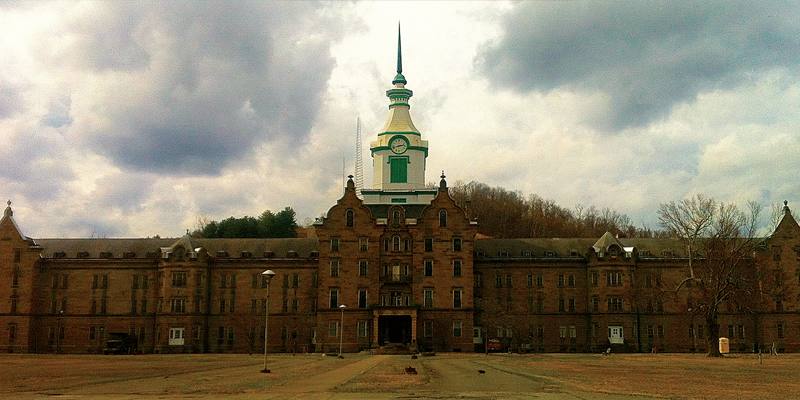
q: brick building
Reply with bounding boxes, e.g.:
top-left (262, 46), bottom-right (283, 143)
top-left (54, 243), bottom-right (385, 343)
top-left (1, 32), bottom-right (798, 354)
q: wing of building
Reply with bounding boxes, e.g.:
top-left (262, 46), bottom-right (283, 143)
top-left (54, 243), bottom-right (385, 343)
top-left (1, 29), bottom-right (799, 354)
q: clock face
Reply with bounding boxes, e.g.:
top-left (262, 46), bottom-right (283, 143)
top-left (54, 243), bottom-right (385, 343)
top-left (390, 137), bottom-right (408, 154)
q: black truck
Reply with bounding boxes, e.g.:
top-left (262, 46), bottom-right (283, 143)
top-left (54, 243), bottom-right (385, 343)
top-left (103, 333), bottom-right (138, 354)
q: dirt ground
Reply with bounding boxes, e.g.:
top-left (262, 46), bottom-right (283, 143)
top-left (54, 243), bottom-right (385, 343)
top-left (1, 352), bottom-right (798, 399)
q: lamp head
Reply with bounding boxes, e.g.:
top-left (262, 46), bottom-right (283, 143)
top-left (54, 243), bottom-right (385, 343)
top-left (261, 269), bottom-right (276, 281)
top-left (339, 304), bottom-right (347, 309)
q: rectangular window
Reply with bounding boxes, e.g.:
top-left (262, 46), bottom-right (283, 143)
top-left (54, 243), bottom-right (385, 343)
top-left (592, 296), bottom-right (599, 312)
top-left (169, 327), bottom-right (185, 346)
top-left (61, 274), bottom-right (68, 289)
top-left (170, 298), bottom-right (186, 313)
top-left (607, 271), bottom-right (622, 286)
top-left (424, 260), bottom-right (433, 277)
top-left (100, 297), bottom-right (107, 314)
top-left (536, 274), bottom-right (543, 288)
top-left (558, 298), bottom-right (565, 312)
top-left (292, 298), bottom-right (299, 313)
top-left (537, 298), bottom-right (544, 313)
top-left (475, 273), bottom-right (482, 288)
top-left (495, 274), bottom-right (502, 288)
top-left (558, 274), bottom-right (564, 287)
top-left (359, 260), bottom-right (368, 276)
top-left (453, 288), bottom-right (463, 308)
top-left (423, 288), bottom-right (434, 308)
top-left (424, 238), bottom-right (433, 252)
top-left (591, 271), bottom-right (599, 287)
top-left (141, 298), bottom-right (147, 314)
top-left (330, 237), bottom-right (340, 252)
top-left (102, 274), bottom-right (108, 289)
top-left (505, 274), bottom-right (512, 287)
top-left (526, 273), bottom-right (533, 288)
top-left (777, 323), bottom-right (784, 339)
top-left (452, 320), bottom-right (463, 337)
top-left (92, 274), bottom-right (98, 289)
top-left (452, 238), bottom-right (462, 252)
top-left (359, 237), bottom-right (368, 252)
top-left (292, 273), bottom-right (299, 288)
top-left (219, 298), bottom-right (226, 313)
top-left (329, 288), bottom-right (339, 309)
top-left (358, 288), bottom-right (368, 309)
top-left (227, 327), bottom-right (234, 345)
top-left (657, 325), bottom-right (664, 338)
top-left (568, 298), bottom-right (575, 312)
top-left (330, 259), bottom-right (340, 277)
top-left (171, 272), bottom-right (187, 287)
top-left (607, 297), bottom-right (623, 312)
top-left (329, 321), bottom-right (339, 337)
top-left (453, 259), bottom-right (462, 277)
top-left (389, 157), bottom-right (408, 183)
top-left (568, 274), bottom-right (575, 287)
top-left (424, 320), bottom-right (433, 338)
top-left (358, 320), bottom-right (368, 338)
top-left (569, 326), bottom-right (576, 339)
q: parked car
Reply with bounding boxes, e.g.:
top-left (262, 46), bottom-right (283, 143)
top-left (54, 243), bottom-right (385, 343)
top-left (103, 333), bottom-right (137, 354)
top-left (487, 338), bottom-right (503, 352)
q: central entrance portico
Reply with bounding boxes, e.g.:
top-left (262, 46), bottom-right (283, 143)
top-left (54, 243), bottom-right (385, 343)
top-left (372, 308), bottom-right (417, 349)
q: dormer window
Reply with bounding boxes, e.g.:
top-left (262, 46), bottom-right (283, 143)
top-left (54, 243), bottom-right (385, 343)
top-left (216, 251), bottom-right (228, 258)
top-left (544, 251), bottom-right (555, 257)
top-left (53, 251), bottom-right (66, 259)
top-left (123, 251), bottom-right (136, 258)
top-left (77, 251), bottom-right (90, 258)
top-left (263, 251), bottom-right (275, 258)
top-left (100, 252), bottom-right (113, 258)
top-left (240, 251), bottom-right (252, 258)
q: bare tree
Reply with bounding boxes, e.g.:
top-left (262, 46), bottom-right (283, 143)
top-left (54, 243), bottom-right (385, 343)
top-left (658, 196), bottom-right (762, 357)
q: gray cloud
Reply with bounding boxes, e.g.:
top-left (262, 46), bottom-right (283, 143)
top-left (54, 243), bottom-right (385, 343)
top-left (479, 1), bottom-right (800, 130)
top-left (58, 1), bottom-right (345, 174)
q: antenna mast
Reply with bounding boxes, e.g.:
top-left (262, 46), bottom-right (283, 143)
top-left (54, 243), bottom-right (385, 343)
top-left (354, 116), bottom-right (364, 195)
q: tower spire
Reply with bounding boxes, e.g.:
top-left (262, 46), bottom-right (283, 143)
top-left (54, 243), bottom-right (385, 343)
top-left (396, 22), bottom-right (402, 74)
top-left (392, 22), bottom-right (407, 85)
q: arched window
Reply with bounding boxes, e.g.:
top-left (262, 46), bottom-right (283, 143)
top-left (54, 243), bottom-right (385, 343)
top-left (393, 235), bottom-right (401, 252)
top-left (393, 210), bottom-right (401, 224)
top-left (439, 209), bottom-right (447, 227)
top-left (345, 209), bottom-right (354, 227)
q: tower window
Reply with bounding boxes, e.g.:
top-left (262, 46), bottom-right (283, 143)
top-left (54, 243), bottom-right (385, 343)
top-left (389, 157), bottom-right (408, 183)
top-left (346, 209), bottom-right (354, 227)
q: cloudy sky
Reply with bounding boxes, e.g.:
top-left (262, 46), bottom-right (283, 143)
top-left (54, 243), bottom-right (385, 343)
top-left (1, 1), bottom-right (798, 238)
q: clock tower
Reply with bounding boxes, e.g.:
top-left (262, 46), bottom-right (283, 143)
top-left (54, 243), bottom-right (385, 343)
top-left (363, 25), bottom-right (435, 205)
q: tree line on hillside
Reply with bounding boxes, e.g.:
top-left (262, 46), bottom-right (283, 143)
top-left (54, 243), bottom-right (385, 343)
top-left (449, 181), bottom-right (661, 238)
top-left (192, 207), bottom-right (297, 238)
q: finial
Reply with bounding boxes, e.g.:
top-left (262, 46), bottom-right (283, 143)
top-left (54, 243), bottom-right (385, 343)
top-left (6, 200), bottom-right (10, 207)
top-left (186, 228), bottom-right (190, 235)
top-left (3, 200), bottom-right (12, 217)
top-left (784, 200), bottom-right (790, 214)
top-left (348, 174), bottom-right (354, 180)
top-left (439, 171), bottom-right (447, 191)
top-left (346, 174), bottom-right (355, 190)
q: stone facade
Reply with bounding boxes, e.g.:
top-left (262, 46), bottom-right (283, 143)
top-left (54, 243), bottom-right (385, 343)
top-left (1, 32), bottom-right (799, 354)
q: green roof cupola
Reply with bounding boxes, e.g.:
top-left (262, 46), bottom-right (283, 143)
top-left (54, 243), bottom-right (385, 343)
top-left (365, 24), bottom-right (431, 204)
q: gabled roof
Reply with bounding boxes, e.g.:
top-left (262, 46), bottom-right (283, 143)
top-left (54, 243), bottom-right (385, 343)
top-left (592, 231), bottom-right (625, 253)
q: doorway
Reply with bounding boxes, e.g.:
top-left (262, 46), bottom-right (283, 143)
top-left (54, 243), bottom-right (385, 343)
top-left (379, 315), bottom-right (412, 345)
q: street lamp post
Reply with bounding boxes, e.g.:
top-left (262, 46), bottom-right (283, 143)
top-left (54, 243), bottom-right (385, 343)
top-left (261, 270), bottom-right (276, 373)
top-left (57, 309), bottom-right (64, 353)
top-left (338, 304), bottom-right (346, 358)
